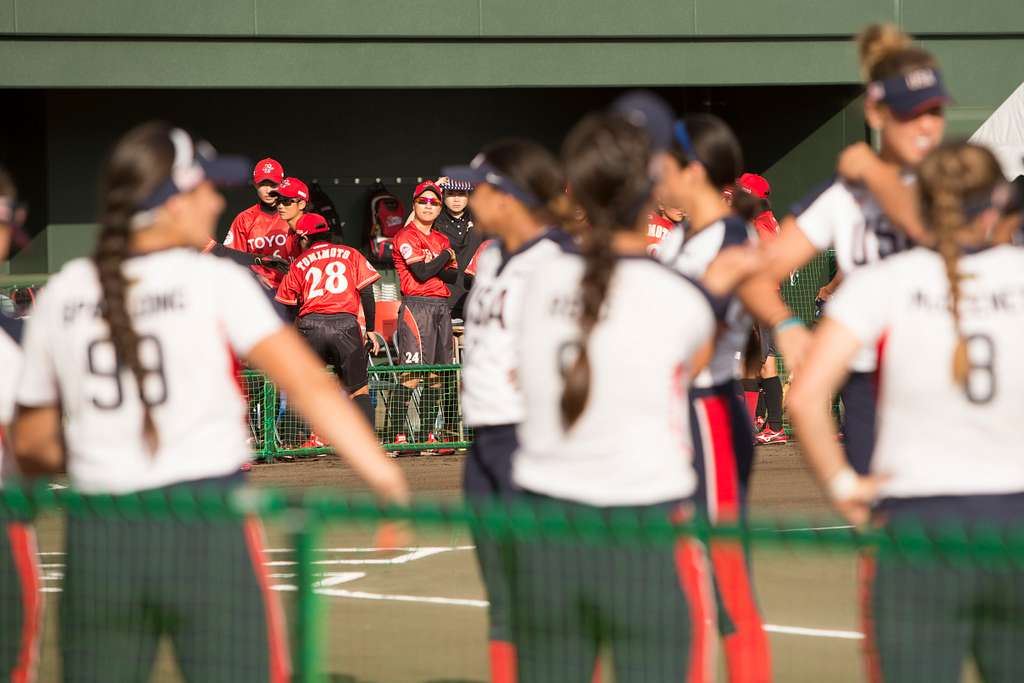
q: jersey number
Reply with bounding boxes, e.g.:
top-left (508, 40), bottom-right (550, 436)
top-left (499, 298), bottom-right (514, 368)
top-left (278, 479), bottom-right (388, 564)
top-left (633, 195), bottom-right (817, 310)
top-left (87, 336), bottom-right (169, 410)
top-left (305, 261), bottom-right (348, 299)
top-left (964, 334), bottom-right (996, 404)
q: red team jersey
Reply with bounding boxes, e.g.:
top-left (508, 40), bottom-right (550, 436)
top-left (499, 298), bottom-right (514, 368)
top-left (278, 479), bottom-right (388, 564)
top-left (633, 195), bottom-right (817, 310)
top-left (645, 213), bottom-right (677, 256)
top-left (465, 239), bottom-right (495, 277)
top-left (276, 241), bottom-right (381, 318)
top-left (393, 223), bottom-right (455, 298)
top-left (224, 205), bottom-right (301, 288)
top-left (752, 210), bottom-right (780, 243)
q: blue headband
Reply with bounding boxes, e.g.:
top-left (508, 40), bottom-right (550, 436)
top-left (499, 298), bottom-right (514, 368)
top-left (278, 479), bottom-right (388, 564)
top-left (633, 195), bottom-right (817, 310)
top-left (867, 68), bottom-right (951, 118)
top-left (441, 156), bottom-right (542, 208)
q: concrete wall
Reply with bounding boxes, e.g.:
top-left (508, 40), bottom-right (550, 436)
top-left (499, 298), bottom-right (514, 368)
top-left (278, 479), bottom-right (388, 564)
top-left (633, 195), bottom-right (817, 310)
top-left (7, 84), bottom-right (860, 272)
top-left (1, 1), bottom-right (1022, 272)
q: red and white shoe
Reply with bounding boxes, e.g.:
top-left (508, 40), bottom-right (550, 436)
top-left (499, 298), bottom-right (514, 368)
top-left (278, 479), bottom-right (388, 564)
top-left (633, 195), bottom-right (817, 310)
top-left (301, 434), bottom-right (325, 450)
top-left (756, 428), bottom-right (788, 445)
top-left (239, 462), bottom-right (253, 472)
top-left (391, 433), bottom-right (414, 457)
top-left (427, 432), bottom-right (455, 455)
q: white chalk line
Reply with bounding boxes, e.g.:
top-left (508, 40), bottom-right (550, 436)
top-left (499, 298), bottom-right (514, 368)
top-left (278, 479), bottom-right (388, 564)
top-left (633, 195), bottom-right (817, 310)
top-left (31, 544), bottom-right (862, 640)
top-left (764, 624), bottom-right (863, 640)
top-left (764, 525), bottom-right (855, 533)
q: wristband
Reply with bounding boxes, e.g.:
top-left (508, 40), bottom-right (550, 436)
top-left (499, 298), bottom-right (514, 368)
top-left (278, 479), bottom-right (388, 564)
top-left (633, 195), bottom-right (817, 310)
top-left (773, 316), bottom-right (804, 334)
top-left (827, 467), bottom-right (859, 502)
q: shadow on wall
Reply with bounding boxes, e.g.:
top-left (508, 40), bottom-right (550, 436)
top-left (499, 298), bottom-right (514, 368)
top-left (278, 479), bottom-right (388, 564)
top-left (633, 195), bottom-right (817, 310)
top-left (5, 84), bottom-right (861, 268)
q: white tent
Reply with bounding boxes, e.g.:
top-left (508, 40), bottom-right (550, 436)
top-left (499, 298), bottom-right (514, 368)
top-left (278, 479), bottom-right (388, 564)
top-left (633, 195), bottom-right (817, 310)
top-left (970, 81), bottom-right (1024, 181)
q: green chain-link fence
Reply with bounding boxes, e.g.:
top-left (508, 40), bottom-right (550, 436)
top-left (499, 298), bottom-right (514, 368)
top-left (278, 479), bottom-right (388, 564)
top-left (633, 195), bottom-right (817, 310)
top-left (2, 485), bottom-right (1020, 682)
top-left (246, 364), bottom-right (470, 461)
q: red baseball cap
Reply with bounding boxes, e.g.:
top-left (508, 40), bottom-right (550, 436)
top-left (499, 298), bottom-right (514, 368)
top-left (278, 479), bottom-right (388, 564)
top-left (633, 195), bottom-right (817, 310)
top-left (253, 158), bottom-right (284, 185)
top-left (737, 173), bottom-right (770, 199)
top-left (413, 180), bottom-right (442, 201)
top-left (271, 177), bottom-right (309, 201)
top-left (294, 213), bottom-right (330, 238)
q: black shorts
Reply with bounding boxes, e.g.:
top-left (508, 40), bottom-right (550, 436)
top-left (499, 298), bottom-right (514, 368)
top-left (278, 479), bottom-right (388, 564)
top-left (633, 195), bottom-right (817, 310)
top-left (757, 325), bottom-right (777, 363)
top-left (397, 297), bottom-right (453, 366)
top-left (839, 371), bottom-right (878, 475)
top-left (61, 487), bottom-right (288, 682)
top-left (862, 501), bottom-right (1024, 683)
top-left (463, 424), bottom-right (519, 499)
top-left (513, 495), bottom-right (714, 683)
top-left (297, 312), bottom-right (368, 392)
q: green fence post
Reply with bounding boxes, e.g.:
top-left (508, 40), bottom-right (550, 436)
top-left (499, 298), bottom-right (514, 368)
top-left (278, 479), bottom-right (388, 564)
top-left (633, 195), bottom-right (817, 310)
top-left (262, 374), bottom-right (277, 463)
top-left (293, 512), bottom-right (323, 683)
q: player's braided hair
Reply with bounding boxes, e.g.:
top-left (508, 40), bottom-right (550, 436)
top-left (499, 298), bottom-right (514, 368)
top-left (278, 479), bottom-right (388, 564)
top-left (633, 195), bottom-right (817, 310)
top-left (917, 141), bottom-right (1004, 387)
top-left (95, 121), bottom-right (176, 453)
top-left (857, 23), bottom-right (937, 83)
top-left (559, 113), bottom-right (652, 429)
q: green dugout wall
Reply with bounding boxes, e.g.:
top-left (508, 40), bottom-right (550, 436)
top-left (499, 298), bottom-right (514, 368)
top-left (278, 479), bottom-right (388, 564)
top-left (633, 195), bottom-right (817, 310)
top-left (0, 0), bottom-right (1022, 272)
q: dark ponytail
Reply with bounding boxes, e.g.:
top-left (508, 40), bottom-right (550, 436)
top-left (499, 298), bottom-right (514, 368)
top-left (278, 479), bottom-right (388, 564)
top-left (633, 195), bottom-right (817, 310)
top-left (559, 113), bottom-right (653, 429)
top-left (95, 122), bottom-right (176, 453)
top-left (671, 114), bottom-right (754, 221)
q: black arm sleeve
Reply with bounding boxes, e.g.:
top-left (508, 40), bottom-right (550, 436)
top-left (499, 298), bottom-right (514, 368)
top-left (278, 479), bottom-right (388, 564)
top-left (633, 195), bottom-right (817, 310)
top-left (438, 269), bottom-right (458, 284)
top-left (406, 251), bottom-right (453, 282)
top-left (210, 243), bottom-right (259, 267)
top-left (360, 287), bottom-right (376, 332)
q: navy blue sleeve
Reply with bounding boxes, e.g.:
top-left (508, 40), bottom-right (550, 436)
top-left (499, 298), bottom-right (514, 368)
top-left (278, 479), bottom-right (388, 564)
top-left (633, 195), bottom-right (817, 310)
top-left (721, 215), bottom-right (751, 249)
top-left (0, 314), bottom-right (24, 345)
top-left (789, 175), bottom-right (839, 218)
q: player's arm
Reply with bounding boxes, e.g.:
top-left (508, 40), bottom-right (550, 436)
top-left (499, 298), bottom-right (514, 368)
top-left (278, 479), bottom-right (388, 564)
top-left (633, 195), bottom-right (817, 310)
top-left (817, 271), bottom-right (843, 302)
top-left (759, 215), bottom-right (821, 283)
top-left (11, 405), bottom-right (64, 475)
top-left (209, 242), bottom-right (260, 267)
top-left (837, 142), bottom-right (930, 245)
top-left (274, 267), bottom-right (302, 323)
top-left (353, 253), bottom-right (381, 337)
top-left (11, 289), bottom-right (66, 474)
top-left (786, 318), bottom-right (878, 526)
top-left (220, 263), bottom-right (407, 503)
top-left (404, 249), bottom-right (454, 282)
top-left (247, 328), bottom-right (408, 504)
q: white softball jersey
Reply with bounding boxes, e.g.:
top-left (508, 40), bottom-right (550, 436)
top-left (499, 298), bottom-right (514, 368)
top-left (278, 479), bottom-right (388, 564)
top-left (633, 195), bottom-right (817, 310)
top-left (793, 175), bottom-right (915, 373)
top-left (513, 251), bottom-right (717, 506)
top-left (16, 249), bottom-right (284, 494)
top-left (461, 230), bottom-right (572, 428)
top-left (827, 245), bottom-right (1024, 499)
top-left (0, 319), bottom-right (22, 487)
top-left (659, 214), bottom-right (754, 388)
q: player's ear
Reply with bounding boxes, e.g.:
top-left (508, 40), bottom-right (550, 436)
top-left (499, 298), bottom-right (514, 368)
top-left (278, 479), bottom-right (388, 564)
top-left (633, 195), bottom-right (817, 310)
top-left (864, 100), bottom-right (886, 131)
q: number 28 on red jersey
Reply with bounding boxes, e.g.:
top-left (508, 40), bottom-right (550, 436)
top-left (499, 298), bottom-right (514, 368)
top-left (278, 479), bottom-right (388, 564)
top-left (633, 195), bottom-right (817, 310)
top-left (276, 242), bottom-right (381, 317)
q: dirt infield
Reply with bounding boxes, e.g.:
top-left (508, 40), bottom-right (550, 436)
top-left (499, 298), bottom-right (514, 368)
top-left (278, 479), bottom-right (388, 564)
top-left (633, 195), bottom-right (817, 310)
top-left (30, 443), bottom-right (878, 683)
top-left (250, 442), bottom-right (830, 517)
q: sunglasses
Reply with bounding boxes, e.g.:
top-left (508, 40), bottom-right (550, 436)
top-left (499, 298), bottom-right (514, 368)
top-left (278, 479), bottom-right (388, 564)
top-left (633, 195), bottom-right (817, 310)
top-left (276, 197), bottom-right (298, 206)
top-left (415, 198), bottom-right (441, 206)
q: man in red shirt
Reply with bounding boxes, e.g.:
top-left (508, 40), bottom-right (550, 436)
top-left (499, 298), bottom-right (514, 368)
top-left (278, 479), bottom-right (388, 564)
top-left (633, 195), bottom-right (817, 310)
top-left (736, 173), bottom-right (788, 445)
top-left (276, 213), bottom-right (381, 441)
top-left (388, 180), bottom-right (458, 450)
top-left (220, 159), bottom-right (301, 289)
